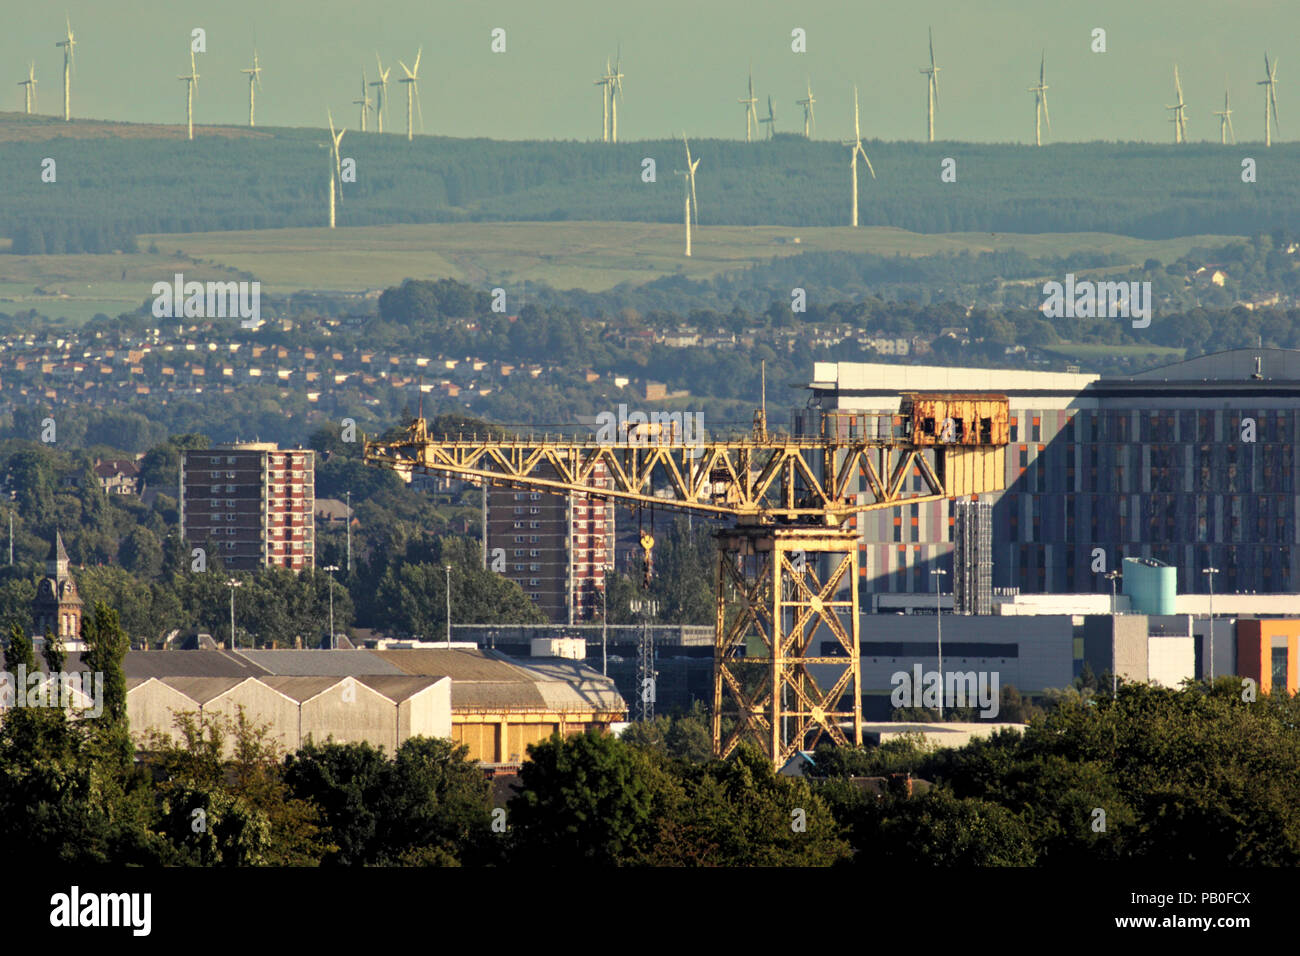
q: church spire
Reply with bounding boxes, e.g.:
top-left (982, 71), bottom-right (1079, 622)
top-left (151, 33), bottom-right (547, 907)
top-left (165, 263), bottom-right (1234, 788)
top-left (46, 530), bottom-right (70, 579)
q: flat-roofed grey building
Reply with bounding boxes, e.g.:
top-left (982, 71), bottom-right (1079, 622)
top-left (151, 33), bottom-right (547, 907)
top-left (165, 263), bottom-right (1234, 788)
top-left (801, 349), bottom-right (1300, 599)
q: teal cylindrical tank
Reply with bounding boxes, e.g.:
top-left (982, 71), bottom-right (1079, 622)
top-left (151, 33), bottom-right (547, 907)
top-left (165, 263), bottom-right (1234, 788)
top-left (1122, 557), bottom-right (1177, 614)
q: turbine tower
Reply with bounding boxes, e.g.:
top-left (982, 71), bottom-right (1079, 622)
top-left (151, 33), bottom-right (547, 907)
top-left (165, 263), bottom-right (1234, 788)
top-left (55, 16), bottom-right (76, 122)
top-left (797, 79), bottom-right (816, 138)
top-left (738, 65), bottom-right (758, 141)
top-left (606, 50), bottom-right (624, 143)
top-left (398, 47), bottom-right (422, 141)
top-left (673, 134), bottom-right (700, 257)
top-left (920, 27), bottom-right (940, 142)
top-left (178, 50), bottom-right (199, 141)
top-left (354, 69), bottom-right (373, 132)
top-left (18, 63), bottom-right (37, 115)
top-left (371, 55), bottom-right (390, 133)
top-left (1259, 53), bottom-right (1280, 147)
top-left (1167, 65), bottom-right (1188, 144)
top-left (1213, 81), bottom-right (1236, 145)
top-left (841, 86), bottom-right (875, 228)
top-left (595, 58), bottom-right (612, 142)
top-left (759, 95), bottom-right (775, 138)
top-left (1028, 52), bottom-right (1050, 146)
top-left (240, 51), bottom-right (262, 127)
top-left (319, 143), bottom-right (336, 229)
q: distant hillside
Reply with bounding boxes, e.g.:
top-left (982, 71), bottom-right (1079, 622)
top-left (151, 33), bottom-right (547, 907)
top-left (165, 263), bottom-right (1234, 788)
top-left (0, 112), bottom-right (1294, 250)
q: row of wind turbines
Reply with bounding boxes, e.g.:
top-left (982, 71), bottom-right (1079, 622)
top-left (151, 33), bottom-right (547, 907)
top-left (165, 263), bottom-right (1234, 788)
top-left (16, 17), bottom-right (76, 121)
top-left (1025, 47), bottom-right (1280, 148)
top-left (670, 82), bottom-right (875, 258)
top-left (13, 20), bottom-right (1289, 148)
top-left (14, 17), bottom-right (429, 144)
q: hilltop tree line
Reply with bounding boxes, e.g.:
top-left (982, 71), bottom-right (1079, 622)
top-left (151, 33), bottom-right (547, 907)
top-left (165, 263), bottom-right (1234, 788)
top-left (5, 134), bottom-right (1300, 251)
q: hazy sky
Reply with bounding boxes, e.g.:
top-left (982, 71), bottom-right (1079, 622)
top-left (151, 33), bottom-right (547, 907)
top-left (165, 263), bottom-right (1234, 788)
top-left (5, 0), bottom-right (1297, 144)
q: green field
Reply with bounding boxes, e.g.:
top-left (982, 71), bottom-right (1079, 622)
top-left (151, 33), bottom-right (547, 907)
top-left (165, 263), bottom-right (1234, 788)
top-left (0, 222), bottom-right (1239, 321)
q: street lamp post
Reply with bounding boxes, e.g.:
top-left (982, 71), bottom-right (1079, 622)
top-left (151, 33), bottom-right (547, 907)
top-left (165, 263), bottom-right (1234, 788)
top-left (323, 565), bottom-right (339, 650)
top-left (445, 565), bottom-right (452, 648)
top-left (1203, 566), bottom-right (1220, 682)
top-left (1104, 570), bottom-right (1122, 613)
top-left (601, 575), bottom-right (608, 677)
top-left (226, 579), bottom-right (242, 650)
top-left (931, 568), bottom-right (947, 720)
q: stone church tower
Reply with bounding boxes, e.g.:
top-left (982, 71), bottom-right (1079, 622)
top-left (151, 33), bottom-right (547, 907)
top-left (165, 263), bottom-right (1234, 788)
top-left (32, 531), bottom-right (83, 640)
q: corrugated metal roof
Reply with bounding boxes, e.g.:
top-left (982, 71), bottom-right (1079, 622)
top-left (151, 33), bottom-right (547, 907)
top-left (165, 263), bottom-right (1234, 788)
top-left (373, 649), bottom-right (625, 712)
top-left (156, 676), bottom-right (247, 704)
top-left (71, 650), bottom-right (268, 679)
top-left (236, 650), bottom-right (406, 676)
top-left (95, 648), bottom-right (623, 715)
top-left (356, 675), bottom-right (448, 703)
top-left (257, 675), bottom-right (344, 702)
top-left (369, 648), bottom-right (534, 681)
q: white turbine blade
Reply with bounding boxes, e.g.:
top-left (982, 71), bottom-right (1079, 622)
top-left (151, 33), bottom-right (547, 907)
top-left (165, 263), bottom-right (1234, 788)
top-left (413, 47), bottom-right (422, 76)
top-left (398, 60), bottom-right (412, 78)
top-left (929, 27), bottom-right (935, 69)
top-left (690, 168), bottom-right (699, 225)
top-left (1042, 92), bottom-right (1051, 131)
top-left (858, 144), bottom-right (875, 178)
top-left (415, 85), bottom-right (424, 133)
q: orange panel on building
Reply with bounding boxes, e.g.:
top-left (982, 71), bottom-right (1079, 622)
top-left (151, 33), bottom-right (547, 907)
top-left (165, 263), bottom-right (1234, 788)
top-left (1236, 620), bottom-right (1300, 695)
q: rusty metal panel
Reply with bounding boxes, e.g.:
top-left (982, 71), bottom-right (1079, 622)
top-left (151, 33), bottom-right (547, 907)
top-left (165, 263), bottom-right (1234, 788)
top-left (900, 394), bottom-right (1010, 446)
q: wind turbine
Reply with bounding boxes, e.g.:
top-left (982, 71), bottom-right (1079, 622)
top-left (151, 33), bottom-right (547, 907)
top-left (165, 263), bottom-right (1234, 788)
top-left (371, 55), bottom-right (390, 133)
top-left (738, 65), bottom-right (758, 141)
top-left (1213, 81), bottom-right (1236, 145)
top-left (841, 86), bottom-right (875, 227)
top-left (606, 49), bottom-right (624, 143)
top-left (759, 95), bottom-right (776, 138)
top-left (1259, 53), bottom-right (1280, 147)
top-left (354, 69), bottom-right (373, 132)
top-left (398, 47), bottom-right (422, 141)
top-left (55, 16), bottom-right (76, 122)
top-left (18, 63), bottom-right (37, 115)
top-left (1167, 65), bottom-right (1187, 144)
top-left (1028, 52), bottom-right (1050, 146)
top-left (178, 49), bottom-right (199, 141)
top-left (920, 27), bottom-right (940, 142)
top-left (240, 51), bottom-right (262, 127)
top-left (673, 134), bottom-right (700, 257)
top-left (797, 79), bottom-right (816, 138)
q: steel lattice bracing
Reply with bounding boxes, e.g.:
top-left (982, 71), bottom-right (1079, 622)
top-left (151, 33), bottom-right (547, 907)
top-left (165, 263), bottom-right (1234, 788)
top-left (713, 528), bottom-right (862, 764)
top-left (362, 408), bottom-right (1005, 526)
top-left (362, 396), bottom-right (1009, 766)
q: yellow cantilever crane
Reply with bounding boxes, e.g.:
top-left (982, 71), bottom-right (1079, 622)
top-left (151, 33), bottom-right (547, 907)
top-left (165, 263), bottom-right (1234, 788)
top-left (364, 392), bottom-right (1009, 767)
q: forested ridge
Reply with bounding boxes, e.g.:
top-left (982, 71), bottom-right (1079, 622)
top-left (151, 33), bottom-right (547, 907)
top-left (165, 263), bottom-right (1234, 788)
top-left (3, 127), bottom-right (1297, 251)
